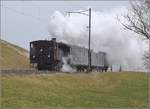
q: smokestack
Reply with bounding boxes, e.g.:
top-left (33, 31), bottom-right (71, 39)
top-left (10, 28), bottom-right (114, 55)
top-left (52, 38), bottom-right (56, 42)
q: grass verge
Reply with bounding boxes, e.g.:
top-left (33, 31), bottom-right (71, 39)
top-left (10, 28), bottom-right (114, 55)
top-left (0, 72), bottom-right (149, 108)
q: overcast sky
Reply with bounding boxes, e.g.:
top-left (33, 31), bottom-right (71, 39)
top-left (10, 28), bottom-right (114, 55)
top-left (1, 1), bottom-right (129, 50)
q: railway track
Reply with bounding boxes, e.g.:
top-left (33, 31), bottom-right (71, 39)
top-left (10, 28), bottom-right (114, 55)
top-left (0, 68), bottom-right (57, 75)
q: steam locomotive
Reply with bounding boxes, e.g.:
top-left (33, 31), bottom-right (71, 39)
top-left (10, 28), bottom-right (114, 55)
top-left (30, 38), bottom-right (109, 72)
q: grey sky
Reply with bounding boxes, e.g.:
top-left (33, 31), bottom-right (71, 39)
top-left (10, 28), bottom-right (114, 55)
top-left (1, 1), bottom-right (129, 50)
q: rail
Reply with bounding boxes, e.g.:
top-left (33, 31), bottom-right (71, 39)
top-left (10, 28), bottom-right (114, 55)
top-left (0, 68), bottom-right (56, 75)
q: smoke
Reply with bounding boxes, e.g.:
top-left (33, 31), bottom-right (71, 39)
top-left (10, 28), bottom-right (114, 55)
top-left (48, 7), bottom-right (147, 71)
top-left (61, 57), bottom-right (76, 72)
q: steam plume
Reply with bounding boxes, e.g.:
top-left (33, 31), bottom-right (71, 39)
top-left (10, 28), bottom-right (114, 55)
top-left (61, 57), bottom-right (75, 72)
top-left (48, 7), bottom-right (146, 71)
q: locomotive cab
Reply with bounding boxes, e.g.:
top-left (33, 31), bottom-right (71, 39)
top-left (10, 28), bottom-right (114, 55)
top-left (30, 38), bottom-right (70, 71)
top-left (30, 39), bottom-right (57, 70)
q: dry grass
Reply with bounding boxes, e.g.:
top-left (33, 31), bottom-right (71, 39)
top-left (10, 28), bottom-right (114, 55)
top-left (0, 40), bottom-right (29, 69)
top-left (1, 72), bottom-right (149, 108)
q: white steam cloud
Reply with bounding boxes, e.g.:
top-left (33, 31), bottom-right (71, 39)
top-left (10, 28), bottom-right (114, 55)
top-left (61, 57), bottom-right (75, 72)
top-left (48, 7), bottom-right (146, 71)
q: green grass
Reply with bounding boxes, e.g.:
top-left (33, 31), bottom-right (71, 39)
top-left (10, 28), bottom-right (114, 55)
top-left (0, 72), bottom-right (149, 108)
top-left (0, 40), bottom-right (29, 69)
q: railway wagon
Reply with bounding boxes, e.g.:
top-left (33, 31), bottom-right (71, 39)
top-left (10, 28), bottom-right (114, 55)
top-left (69, 45), bottom-right (108, 71)
top-left (30, 38), bottom-right (109, 72)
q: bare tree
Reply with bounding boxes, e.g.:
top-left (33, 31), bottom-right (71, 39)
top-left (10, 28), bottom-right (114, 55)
top-left (120, 0), bottom-right (150, 70)
top-left (143, 51), bottom-right (150, 69)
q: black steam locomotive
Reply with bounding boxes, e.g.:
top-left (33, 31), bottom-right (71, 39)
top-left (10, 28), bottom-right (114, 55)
top-left (30, 38), bottom-right (109, 72)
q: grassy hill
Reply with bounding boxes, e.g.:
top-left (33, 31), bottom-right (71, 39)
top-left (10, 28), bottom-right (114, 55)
top-left (1, 72), bottom-right (148, 108)
top-left (0, 40), bottom-right (29, 69)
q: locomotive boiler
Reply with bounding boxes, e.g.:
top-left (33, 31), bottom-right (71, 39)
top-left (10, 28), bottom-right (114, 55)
top-left (30, 38), bottom-right (109, 72)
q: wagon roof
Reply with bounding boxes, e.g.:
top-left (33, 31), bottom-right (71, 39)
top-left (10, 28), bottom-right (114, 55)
top-left (30, 40), bottom-right (51, 43)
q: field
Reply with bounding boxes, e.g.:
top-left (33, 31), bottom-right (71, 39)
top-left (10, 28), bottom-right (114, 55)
top-left (0, 72), bottom-right (149, 108)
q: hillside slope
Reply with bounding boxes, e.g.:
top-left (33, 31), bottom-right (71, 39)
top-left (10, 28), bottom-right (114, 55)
top-left (0, 40), bottom-right (29, 69)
